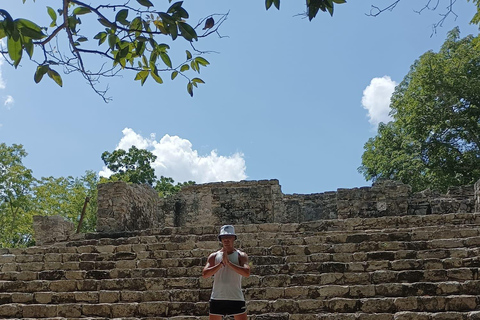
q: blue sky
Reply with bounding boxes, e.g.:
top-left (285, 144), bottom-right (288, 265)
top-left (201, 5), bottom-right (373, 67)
top-left (1, 0), bottom-right (479, 194)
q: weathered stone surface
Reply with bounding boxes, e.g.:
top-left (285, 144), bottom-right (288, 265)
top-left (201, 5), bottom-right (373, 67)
top-left (90, 179), bottom-right (479, 233)
top-left (33, 215), bottom-right (75, 246)
top-left (97, 181), bottom-right (163, 233)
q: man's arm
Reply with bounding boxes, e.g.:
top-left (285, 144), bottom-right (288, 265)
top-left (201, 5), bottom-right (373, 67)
top-left (223, 250), bottom-right (250, 277)
top-left (202, 252), bottom-right (224, 278)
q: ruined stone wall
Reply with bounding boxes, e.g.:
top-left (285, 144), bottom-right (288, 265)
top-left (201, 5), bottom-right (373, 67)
top-left (336, 181), bottom-right (411, 219)
top-left (88, 179), bottom-right (479, 237)
top-left (160, 180), bottom-right (284, 226)
top-left (96, 182), bottom-right (163, 233)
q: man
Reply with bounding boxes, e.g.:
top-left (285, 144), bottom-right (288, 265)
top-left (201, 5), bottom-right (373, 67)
top-left (202, 225), bottom-right (250, 320)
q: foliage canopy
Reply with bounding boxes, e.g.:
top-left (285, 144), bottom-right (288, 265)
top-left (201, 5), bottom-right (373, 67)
top-left (359, 28), bottom-right (480, 192)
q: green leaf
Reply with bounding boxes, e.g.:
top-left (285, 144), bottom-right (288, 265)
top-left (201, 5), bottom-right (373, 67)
top-left (159, 51), bottom-right (172, 68)
top-left (34, 65), bottom-right (49, 83)
top-left (47, 6), bottom-right (57, 26)
top-left (108, 34), bottom-right (118, 50)
top-left (159, 13), bottom-right (176, 25)
top-left (173, 7), bottom-right (189, 19)
top-left (171, 71), bottom-right (178, 80)
top-left (98, 18), bottom-right (114, 28)
top-left (73, 7), bottom-right (91, 15)
top-left (94, 31), bottom-right (107, 45)
top-left (332, 0), bottom-right (346, 3)
top-left (77, 36), bottom-right (88, 42)
top-left (195, 57), bottom-right (209, 66)
top-left (115, 9), bottom-right (129, 24)
top-left (24, 38), bottom-right (34, 58)
top-left (180, 64), bottom-right (189, 72)
top-left (47, 68), bottom-right (63, 87)
top-left (266, 0), bottom-right (273, 9)
top-left (16, 18), bottom-right (46, 40)
top-left (130, 17), bottom-right (142, 33)
top-left (273, 0), bottom-right (280, 9)
top-left (178, 22), bottom-right (197, 42)
top-left (191, 77), bottom-right (205, 85)
top-left (134, 70), bottom-right (149, 85)
top-left (186, 50), bottom-right (192, 60)
top-left (150, 68), bottom-right (163, 84)
top-left (137, 0), bottom-right (154, 8)
top-left (168, 1), bottom-right (184, 13)
top-left (327, 4), bottom-right (334, 16)
top-left (7, 36), bottom-right (22, 68)
top-left (136, 41), bottom-right (146, 56)
top-left (190, 60), bottom-right (197, 72)
top-left (169, 23), bottom-right (178, 40)
top-left (187, 82), bottom-right (193, 97)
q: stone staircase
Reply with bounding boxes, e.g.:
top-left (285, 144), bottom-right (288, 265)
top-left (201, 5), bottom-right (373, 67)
top-left (2, 212), bottom-right (480, 319)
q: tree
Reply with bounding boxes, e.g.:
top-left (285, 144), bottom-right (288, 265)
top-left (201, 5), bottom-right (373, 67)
top-left (101, 146), bottom-right (195, 196)
top-left (101, 146), bottom-right (157, 185)
top-left (359, 28), bottom-right (480, 192)
top-left (155, 175), bottom-right (195, 198)
top-left (32, 171), bottom-right (98, 233)
top-left (0, 143), bottom-right (36, 247)
top-left (0, 143), bottom-right (100, 247)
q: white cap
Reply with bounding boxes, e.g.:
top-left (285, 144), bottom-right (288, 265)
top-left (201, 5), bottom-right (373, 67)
top-left (218, 225), bottom-right (237, 240)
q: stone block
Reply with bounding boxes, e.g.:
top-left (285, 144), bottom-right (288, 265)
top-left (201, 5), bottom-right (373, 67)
top-left (361, 297), bottom-right (396, 313)
top-left (74, 291), bottom-right (98, 302)
top-left (138, 301), bottom-right (168, 316)
top-left (99, 290), bottom-right (120, 303)
top-left (49, 280), bottom-right (76, 292)
top-left (82, 303), bottom-right (111, 317)
top-left (326, 298), bottom-right (359, 313)
top-left (22, 304), bottom-right (57, 318)
top-left (57, 304), bottom-right (82, 317)
top-left (445, 295), bottom-right (477, 311)
top-left (34, 292), bottom-right (53, 304)
top-left (111, 302), bottom-right (139, 317)
top-left (0, 304), bottom-right (21, 318)
top-left (431, 312), bottom-right (466, 320)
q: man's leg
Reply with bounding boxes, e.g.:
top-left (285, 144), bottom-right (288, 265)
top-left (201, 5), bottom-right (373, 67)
top-left (209, 315), bottom-right (223, 320)
top-left (234, 313), bottom-right (247, 320)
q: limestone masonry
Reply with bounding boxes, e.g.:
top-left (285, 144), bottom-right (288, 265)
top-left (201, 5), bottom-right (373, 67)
top-left (2, 179), bottom-right (480, 319)
top-left (91, 179), bottom-right (476, 234)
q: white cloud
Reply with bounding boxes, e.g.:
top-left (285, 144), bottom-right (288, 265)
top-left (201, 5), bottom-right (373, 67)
top-left (99, 127), bottom-right (247, 184)
top-left (4, 95), bottom-right (14, 109)
top-left (361, 76), bottom-right (397, 127)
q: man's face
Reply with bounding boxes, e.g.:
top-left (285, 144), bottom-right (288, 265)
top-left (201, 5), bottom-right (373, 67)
top-left (220, 235), bottom-right (235, 247)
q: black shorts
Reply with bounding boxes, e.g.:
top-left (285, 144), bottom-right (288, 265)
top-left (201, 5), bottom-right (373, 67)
top-left (209, 299), bottom-right (246, 316)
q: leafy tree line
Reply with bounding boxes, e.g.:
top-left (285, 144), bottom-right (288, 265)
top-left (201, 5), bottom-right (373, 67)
top-left (0, 0), bottom-right (478, 101)
top-left (0, 143), bottom-right (192, 248)
top-left (100, 145), bottom-right (195, 197)
top-left (359, 28), bottom-right (480, 192)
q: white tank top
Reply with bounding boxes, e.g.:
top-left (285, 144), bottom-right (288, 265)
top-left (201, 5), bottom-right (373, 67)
top-left (211, 250), bottom-right (245, 301)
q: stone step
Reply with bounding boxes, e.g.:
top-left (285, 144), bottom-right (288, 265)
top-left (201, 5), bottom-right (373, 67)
top-left (1, 267), bottom-right (479, 294)
top-left (252, 268), bottom-right (480, 286)
top-left (2, 280), bottom-right (479, 304)
top-left (7, 212), bottom-right (477, 251)
top-left (248, 295), bottom-right (480, 314)
top-left (5, 235), bottom-right (480, 271)
top-left (0, 301), bottom-right (209, 318)
top-left (262, 311), bottom-right (480, 320)
top-left (1, 294), bottom-right (480, 318)
top-left (69, 222), bottom-right (480, 249)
